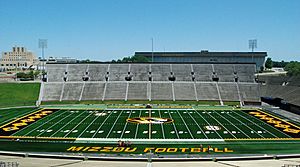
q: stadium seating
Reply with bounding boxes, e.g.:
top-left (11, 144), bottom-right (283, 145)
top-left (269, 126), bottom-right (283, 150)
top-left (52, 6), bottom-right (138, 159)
top-left (104, 82), bottom-right (127, 100)
top-left (218, 83), bottom-right (239, 101)
top-left (46, 64), bottom-right (66, 82)
top-left (195, 82), bottom-right (220, 101)
top-left (127, 82), bottom-right (149, 100)
top-left (151, 82), bottom-right (173, 100)
top-left (171, 64), bottom-right (193, 81)
top-left (192, 64), bottom-right (213, 81)
top-left (108, 64), bottom-right (129, 81)
top-left (87, 64), bottom-right (108, 81)
top-left (67, 64), bottom-right (88, 81)
top-left (130, 64), bottom-right (150, 81)
top-left (173, 82), bottom-right (196, 100)
top-left (61, 82), bottom-right (83, 101)
top-left (214, 64), bottom-right (235, 82)
top-left (259, 75), bottom-right (300, 106)
top-left (42, 82), bottom-right (63, 101)
top-left (151, 64), bottom-right (171, 81)
top-left (238, 83), bottom-right (260, 102)
top-left (41, 63), bottom-right (259, 104)
top-left (81, 82), bottom-right (106, 100)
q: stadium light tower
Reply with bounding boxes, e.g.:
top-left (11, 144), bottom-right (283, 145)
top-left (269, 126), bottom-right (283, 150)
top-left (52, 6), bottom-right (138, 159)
top-left (249, 39), bottom-right (257, 52)
top-left (38, 39), bottom-right (47, 71)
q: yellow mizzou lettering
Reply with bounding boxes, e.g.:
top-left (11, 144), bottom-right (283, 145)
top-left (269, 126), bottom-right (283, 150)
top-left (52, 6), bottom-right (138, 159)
top-left (1, 110), bottom-right (54, 132)
top-left (67, 146), bottom-right (233, 153)
top-left (248, 111), bottom-right (300, 134)
top-left (66, 146), bottom-right (137, 153)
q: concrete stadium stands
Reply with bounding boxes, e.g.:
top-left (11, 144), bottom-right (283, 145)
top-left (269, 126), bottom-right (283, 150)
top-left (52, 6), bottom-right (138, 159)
top-left (195, 82), bottom-right (220, 101)
top-left (151, 82), bottom-right (173, 100)
top-left (109, 64), bottom-right (129, 81)
top-left (192, 64), bottom-right (213, 81)
top-left (41, 63), bottom-right (260, 104)
top-left (130, 64), bottom-right (150, 81)
top-left (104, 82), bottom-right (127, 100)
top-left (88, 64), bottom-right (108, 81)
top-left (61, 83), bottom-right (83, 101)
top-left (171, 64), bottom-right (192, 81)
top-left (238, 83), bottom-right (260, 102)
top-left (46, 64), bottom-right (66, 82)
top-left (67, 64), bottom-right (88, 81)
top-left (218, 83), bottom-right (239, 101)
top-left (214, 64), bottom-right (235, 82)
top-left (81, 82), bottom-right (106, 100)
top-left (42, 82), bottom-right (63, 101)
top-left (151, 64), bottom-right (171, 81)
top-left (173, 82), bottom-right (196, 100)
top-left (127, 82), bottom-right (149, 100)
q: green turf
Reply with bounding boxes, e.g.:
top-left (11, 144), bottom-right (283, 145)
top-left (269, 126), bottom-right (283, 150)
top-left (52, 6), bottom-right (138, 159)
top-left (10, 109), bottom-right (292, 139)
top-left (0, 83), bottom-right (40, 107)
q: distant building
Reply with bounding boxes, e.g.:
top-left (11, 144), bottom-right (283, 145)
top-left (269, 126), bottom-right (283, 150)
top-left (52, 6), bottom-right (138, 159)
top-left (135, 50), bottom-right (267, 70)
top-left (0, 46), bottom-right (39, 70)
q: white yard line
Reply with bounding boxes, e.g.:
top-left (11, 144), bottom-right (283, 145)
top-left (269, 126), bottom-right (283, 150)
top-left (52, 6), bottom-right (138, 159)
top-left (205, 110), bottom-right (237, 139)
top-left (194, 110), bottom-right (223, 139)
top-left (92, 110), bottom-right (115, 138)
top-left (233, 110), bottom-right (290, 138)
top-left (225, 111), bottom-right (264, 138)
top-left (19, 110), bottom-right (67, 137)
top-left (177, 110), bottom-right (194, 139)
top-left (49, 111), bottom-right (87, 137)
top-left (214, 111), bottom-right (251, 138)
top-left (120, 110), bottom-right (133, 139)
top-left (105, 110), bottom-right (124, 138)
top-left (186, 110), bottom-right (208, 139)
top-left (167, 110), bottom-right (180, 139)
top-left (134, 110), bottom-right (142, 139)
top-left (63, 112), bottom-right (94, 138)
top-left (77, 110), bottom-right (106, 138)
top-left (158, 110), bottom-right (165, 139)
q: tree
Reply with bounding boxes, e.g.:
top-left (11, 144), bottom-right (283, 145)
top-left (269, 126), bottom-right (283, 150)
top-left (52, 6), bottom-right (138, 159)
top-left (265, 58), bottom-right (273, 69)
top-left (284, 61), bottom-right (300, 76)
top-left (111, 55), bottom-right (150, 63)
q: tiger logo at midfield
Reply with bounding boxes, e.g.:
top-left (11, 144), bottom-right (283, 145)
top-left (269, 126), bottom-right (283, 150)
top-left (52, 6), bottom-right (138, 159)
top-left (127, 117), bottom-right (173, 124)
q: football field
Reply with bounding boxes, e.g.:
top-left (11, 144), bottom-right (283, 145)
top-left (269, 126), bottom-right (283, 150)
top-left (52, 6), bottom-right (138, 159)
top-left (1, 107), bottom-right (299, 140)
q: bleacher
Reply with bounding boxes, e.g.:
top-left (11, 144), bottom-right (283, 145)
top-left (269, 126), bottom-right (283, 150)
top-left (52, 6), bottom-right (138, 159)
top-left (41, 63), bottom-right (260, 104)
top-left (258, 75), bottom-right (300, 106)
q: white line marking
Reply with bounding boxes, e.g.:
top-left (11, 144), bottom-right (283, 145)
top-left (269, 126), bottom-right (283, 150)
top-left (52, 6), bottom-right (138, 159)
top-left (158, 110), bottom-right (165, 139)
top-left (194, 110), bottom-right (223, 139)
top-left (77, 110), bottom-right (106, 138)
top-left (105, 110), bottom-right (124, 138)
top-left (214, 111), bottom-right (251, 138)
top-left (205, 110), bottom-right (237, 139)
top-left (92, 109), bottom-right (115, 138)
top-left (134, 110), bottom-right (142, 139)
top-left (63, 112), bottom-right (94, 138)
top-left (186, 110), bottom-right (208, 139)
top-left (19, 110), bottom-right (66, 137)
top-left (120, 110), bottom-right (133, 139)
top-left (166, 110), bottom-right (180, 139)
top-left (49, 111), bottom-right (87, 137)
top-left (177, 110), bottom-right (194, 139)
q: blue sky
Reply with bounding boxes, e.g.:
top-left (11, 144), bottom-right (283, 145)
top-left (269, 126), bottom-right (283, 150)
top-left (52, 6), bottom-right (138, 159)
top-left (0, 0), bottom-right (299, 61)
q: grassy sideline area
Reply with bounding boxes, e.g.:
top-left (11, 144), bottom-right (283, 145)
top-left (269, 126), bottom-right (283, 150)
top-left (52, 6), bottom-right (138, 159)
top-left (0, 83), bottom-right (40, 107)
